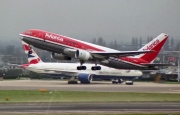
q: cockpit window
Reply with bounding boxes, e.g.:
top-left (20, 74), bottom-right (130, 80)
top-left (26, 31), bottom-right (32, 35)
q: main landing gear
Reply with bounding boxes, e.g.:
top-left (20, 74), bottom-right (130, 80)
top-left (77, 66), bottom-right (86, 70)
top-left (76, 65), bottom-right (101, 70)
top-left (91, 66), bottom-right (101, 70)
top-left (77, 60), bottom-right (87, 70)
top-left (68, 76), bottom-right (78, 84)
top-left (76, 60), bottom-right (101, 70)
top-left (91, 61), bottom-right (101, 70)
top-left (77, 65), bottom-right (101, 70)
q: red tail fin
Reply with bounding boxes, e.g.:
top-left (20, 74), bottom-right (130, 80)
top-left (137, 33), bottom-right (168, 63)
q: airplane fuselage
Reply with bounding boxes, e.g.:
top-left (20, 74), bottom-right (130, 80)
top-left (21, 36), bottom-right (151, 70)
top-left (20, 29), bottom-right (168, 70)
top-left (25, 63), bottom-right (142, 78)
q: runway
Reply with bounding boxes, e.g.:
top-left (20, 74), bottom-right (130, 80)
top-left (0, 80), bottom-right (180, 114)
top-left (0, 102), bottom-right (180, 114)
top-left (0, 79), bottom-right (180, 93)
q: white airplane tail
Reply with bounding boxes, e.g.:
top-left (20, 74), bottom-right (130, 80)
top-left (22, 41), bottom-right (43, 64)
top-left (137, 33), bottom-right (168, 63)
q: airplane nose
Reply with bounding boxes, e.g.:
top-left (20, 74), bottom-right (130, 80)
top-left (19, 34), bottom-right (24, 39)
top-left (19, 30), bottom-right (31, 39)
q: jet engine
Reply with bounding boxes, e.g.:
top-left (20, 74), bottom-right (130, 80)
top-left (63, 48), bottom-right (76, 57)
top-left (51, 53), bottom-right (71, 60)
top-left (78, 73), bottom-right (93, 84)
top-left (75, 50), bottom-right (93, 61)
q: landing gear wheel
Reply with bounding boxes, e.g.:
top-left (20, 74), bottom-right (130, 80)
top-left (96, 66), bottom-right (101, 70)
top-left (91, 66), bottom-right (96, 70)
top-left (68, 80), bottom-right (78, 84)
top-left (77, 66), bottom-right (81, 70)
top-left (81, 66), bottom-right (86, 70)
top-left (125, 81), bottom-right (133, 85)
top-left (77, 66), bottom-right (87, 70)
top-left (91, 66), bottom-right (101, 70)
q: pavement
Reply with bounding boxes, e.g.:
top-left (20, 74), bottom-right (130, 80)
top-left (0, 79), bottom-right (180, 114)
top-left (0, 79), bottom-right (180, 93)
top-left (0, 102), bottom-right (180, 114)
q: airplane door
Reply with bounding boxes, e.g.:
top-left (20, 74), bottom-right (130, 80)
top-left (39, 33), bottom-right (45, 41)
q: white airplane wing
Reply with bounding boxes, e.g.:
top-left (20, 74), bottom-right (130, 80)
top-left (43, 69), bottom-right (98, 76)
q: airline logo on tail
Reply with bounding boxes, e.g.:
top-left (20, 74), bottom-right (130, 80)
top-left (22, 41), bottom-right (43, 64)
top-left (137, 33), bottom-right (168, 63)
top-left (143, 39), bottom-right (160, 51)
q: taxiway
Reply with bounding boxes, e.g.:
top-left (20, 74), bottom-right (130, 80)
top-left (0, 80), bottom-right (180, 93)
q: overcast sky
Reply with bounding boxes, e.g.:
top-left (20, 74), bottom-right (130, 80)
top-left (0, 0), bottom-right (180, 43)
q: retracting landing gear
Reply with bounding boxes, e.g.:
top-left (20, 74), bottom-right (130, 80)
top-left (77, 60), bottom-right (87, 70)
top-left (91, 61), bottom-right (101, 70)
top-left (77, 66), bottom-right (86, 70)
top-left (91, 66), bottom-right (101, 70)
top-left (76, 60), bottom-right (102, 70)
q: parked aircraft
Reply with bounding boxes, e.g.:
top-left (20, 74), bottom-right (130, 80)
top-left (20, 29), bottom-right (172, 70)
top-left (18, 41), bottom-right (142, 84)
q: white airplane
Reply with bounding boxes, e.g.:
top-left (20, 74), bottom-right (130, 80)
top-left (20, 29), bottom-right (173, 70)
top-left (18, 41), bottom-right (142, 84)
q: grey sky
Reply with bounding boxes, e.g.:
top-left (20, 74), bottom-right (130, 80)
top-left (0, 0), bottom-right (180, 42)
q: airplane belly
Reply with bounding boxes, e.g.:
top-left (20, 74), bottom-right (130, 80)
top-left (22, 37), bottom-right (65, 54)
top-left (100, 59), bottom-right (144, 70)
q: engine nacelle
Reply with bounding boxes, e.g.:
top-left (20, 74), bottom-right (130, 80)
top-left (75, 50), bottom-right (92, 61)
top-left (51, 53), bottom-right (71, 60)
top-left (63, 48), bottom-right (76, 58)
top-left (78, 73), bottom-right (93, 84)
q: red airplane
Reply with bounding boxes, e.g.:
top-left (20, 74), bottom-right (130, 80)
top-left (20, 29), bottom-right (171, 70)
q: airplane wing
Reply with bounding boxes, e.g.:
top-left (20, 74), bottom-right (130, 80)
top-left (43, 69), bottom-right (98, 76)
top-left (7, 63), bottom-right (30, 69)
top-left (91, 50), bottom-right (154, 58)
top-left (141, 63), bottom-right (175, 67)
top-left (7, 63), bottom-right (20, 66)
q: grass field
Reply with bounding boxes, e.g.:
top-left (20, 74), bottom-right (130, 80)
top-left (2, 113), bottom-right (180, 115)
top-left (0, 90), bottom-right (180, 102)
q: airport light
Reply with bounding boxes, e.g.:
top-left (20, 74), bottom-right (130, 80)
top-left (178, 59), bottom-right (180, 82)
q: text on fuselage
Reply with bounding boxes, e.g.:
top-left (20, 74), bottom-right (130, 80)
top-left (45, 33), bottom-right (63, 42)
